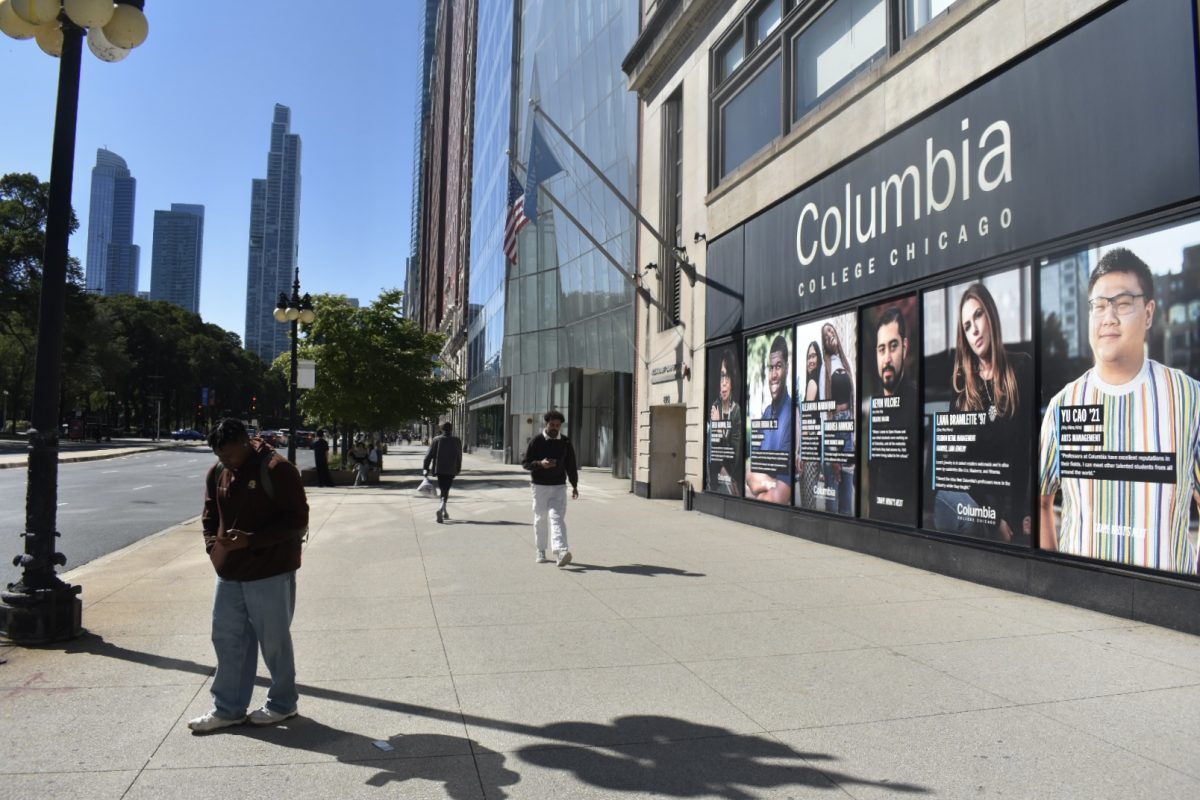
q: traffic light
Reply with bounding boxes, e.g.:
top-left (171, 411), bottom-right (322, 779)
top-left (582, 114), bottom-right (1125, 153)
top-left (251, 395), bottom-right (257, 411)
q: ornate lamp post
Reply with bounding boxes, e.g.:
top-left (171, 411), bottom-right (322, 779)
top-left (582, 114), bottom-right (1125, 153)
top-left (0, 0), bottom-right (150, 644)
top-left (274, 268), bottom-right (315, 464)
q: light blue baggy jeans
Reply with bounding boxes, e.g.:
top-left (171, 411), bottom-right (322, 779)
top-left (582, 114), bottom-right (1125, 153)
top-left (210, 570), bottom-right (298, 719)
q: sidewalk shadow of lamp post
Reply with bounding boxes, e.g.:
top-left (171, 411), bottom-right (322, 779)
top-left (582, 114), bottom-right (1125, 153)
top-left (0, 0), bottom-right (150, 644)
top-left (274, 267), bottom-right (315, 465)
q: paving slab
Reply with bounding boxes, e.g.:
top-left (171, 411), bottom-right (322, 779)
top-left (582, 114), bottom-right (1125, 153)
top-left (774, 705), bottom-right (1200, 799)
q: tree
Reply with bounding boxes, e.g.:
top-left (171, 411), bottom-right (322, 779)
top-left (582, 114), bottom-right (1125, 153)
top-left (294, 290), bottom-right (462, 433)
top-left (0, 172), bottom-right (82, 429)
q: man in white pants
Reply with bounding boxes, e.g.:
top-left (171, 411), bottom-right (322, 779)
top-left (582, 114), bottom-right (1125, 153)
top-left (521, 410), bottom-right (580, 566)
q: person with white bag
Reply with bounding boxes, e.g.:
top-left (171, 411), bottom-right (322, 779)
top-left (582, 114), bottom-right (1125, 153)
top-left (423, 422), bottom-right (463, 523)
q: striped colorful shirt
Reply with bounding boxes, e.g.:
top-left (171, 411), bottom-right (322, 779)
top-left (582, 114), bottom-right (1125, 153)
top-left (1039, 360), bottom-right (1200, 574)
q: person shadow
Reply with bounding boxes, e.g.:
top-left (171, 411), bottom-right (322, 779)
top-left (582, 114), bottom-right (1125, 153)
top-left (226, 719), bottom-right (519, 798)
top-left (561, 563), bottom-right (707, 578)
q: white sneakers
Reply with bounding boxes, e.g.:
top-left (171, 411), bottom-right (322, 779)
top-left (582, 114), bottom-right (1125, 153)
top-left (187, 710), bottom-right (245, 733)
top-left (187, 705), bottom-right (297, 732)
top-left (536, 549), bottom-right (572, 566)
top-left (248, 705), bottom-right (299, 726)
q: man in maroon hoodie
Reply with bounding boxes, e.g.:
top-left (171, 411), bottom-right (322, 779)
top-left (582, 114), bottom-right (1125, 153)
top-left (188, 418), bottom-right (310, 733)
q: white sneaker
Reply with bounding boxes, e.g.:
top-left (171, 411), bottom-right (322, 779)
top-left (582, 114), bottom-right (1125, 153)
top-left (556, 550), bottom-right (573, 567)
top-left (187, 710), bottom-right (245, 733)
top-left (248, 705), bottom-right (298, 726)
top-left (535, 549), bottom-right (549, 563)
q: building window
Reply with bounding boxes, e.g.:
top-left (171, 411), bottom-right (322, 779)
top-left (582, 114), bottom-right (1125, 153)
top-left (661, 91), bottom-right (683, 329)
top-left (905, 0), bottom-right (956, 36)
top-left (792, 0), bottom-right (887, 120)
top-left (716, 34), bottom-right (745, 84)
top-left (720, 57), bottom-right (783, 178)
top-left (752, 0), bottom-right (783, 45)
top-left (710, 0), bottom-right (969, 189)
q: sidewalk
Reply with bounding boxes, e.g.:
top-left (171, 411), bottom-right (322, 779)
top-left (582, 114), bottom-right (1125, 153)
top-left (2, 445), bottom-right (1199, 799)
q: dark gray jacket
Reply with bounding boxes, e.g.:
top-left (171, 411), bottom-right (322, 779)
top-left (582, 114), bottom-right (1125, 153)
top-left (423, 434), bottom-right (463, 476)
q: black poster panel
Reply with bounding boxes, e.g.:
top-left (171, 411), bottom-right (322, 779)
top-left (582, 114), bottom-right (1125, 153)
top-left (1038, 219), bottom-right (1200, 575)
top-left (745, 328), bottom-right (794, 505)
top-left (706, 344), bottom-right (745, 496)
top-left (706, 227), bottom-right (745, 341)
top-left (861, 295), bottom-right (920, 525)
top-left (794, 313), bottom-right (858, 515)
top-left (738, 0), bottom-right (1200, 330)
top-left (923, 266), bottom-right (1034, 545)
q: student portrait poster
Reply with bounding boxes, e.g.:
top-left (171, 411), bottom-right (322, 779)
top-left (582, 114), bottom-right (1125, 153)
top-left (861, 295), bottom-right (920, 525)
top-left (923, 266), bottom-right (1034, 545)
top-left (1038, 219), bottom-right (1200, 575)
top-left (706, 344), bottom-right (744, 496)
top-left (794, 313), bottom-right (857, 515)
top-left (744, 328), bottom-right (794, 505)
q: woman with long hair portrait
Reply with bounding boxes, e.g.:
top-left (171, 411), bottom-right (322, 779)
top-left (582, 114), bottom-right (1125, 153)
top-left (950, 283), bottom-right (1033, 542)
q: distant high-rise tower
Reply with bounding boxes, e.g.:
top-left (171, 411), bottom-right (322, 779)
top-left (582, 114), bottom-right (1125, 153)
top-left (149, 204), bottom-right (205, 314)
top-left (244, 104), bottom-right (302, 363)
top-left (85, 148), bottom-right (140, 296)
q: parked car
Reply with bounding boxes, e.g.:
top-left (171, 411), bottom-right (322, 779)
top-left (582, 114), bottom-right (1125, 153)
top-left (171, 428), bottom-right (205, 441)
top-left (293, 430), bottom-right (315, 448)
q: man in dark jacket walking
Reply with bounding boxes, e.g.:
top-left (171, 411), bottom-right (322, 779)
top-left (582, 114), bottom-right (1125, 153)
top-left (423, 421), bottom-right (463, 523)
top-left (311, 428), bottom-right (334, 487)
top-left (188, 418), bottom-right (309, 733)
top-left (521, 410), bottom-right (579, 566)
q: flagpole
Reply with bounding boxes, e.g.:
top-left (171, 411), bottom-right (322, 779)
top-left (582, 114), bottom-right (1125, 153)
top-left (538, 183), bottom-right (665, 312)
top-left (530, 100), bottom-right (695, 283)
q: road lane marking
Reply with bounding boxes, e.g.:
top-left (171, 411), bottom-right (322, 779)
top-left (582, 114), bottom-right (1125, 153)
top-left (101, 470), bottom-right (119, 474)
top-left (131, 485), bottom-right (152, 491)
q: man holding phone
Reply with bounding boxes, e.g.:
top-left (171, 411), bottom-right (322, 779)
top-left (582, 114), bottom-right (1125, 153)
top-left (189, 418), bottom-right (309, 732)
top-left (522, 410), bottom-right (580, 566)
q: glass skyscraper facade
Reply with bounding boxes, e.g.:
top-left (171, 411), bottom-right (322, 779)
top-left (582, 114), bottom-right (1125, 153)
top-left (503, 0), bottom-right (638, 472)
top-left (149, 204), bottom-right (205, 314)
top-left (465, 0), bottom-right (514, 452)
top-left (85, 148), bottom-right (140, 296)
top-left (244, 104), bottom-right (302, 363)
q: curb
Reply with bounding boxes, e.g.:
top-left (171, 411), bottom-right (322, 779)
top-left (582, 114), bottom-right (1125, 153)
top-left (0, 446), bottom-right (169, 470)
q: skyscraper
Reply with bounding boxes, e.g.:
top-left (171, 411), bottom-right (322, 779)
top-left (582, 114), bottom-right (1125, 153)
top-left (244, 104), bottom-right (302, 363)
top-left (85, 148), bottom-right (140, 296)
top-left (149, 204), bottom-right (205, 314)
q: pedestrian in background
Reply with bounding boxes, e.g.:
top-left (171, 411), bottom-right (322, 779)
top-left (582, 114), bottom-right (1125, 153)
top-left (350, 435), bottom-right (369, 486)
top-left (522, 410), bottom-right (579, 566)
top-left (188, 418), bottom-right (309, 733)
top-left (312, 429), bottom-right (334, 487)
top-left (423, 421), bottom-right (463, 523)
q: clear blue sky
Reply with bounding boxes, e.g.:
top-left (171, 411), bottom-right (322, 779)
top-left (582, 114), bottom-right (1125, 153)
top-left (0, 1), bottom-right (419, 339)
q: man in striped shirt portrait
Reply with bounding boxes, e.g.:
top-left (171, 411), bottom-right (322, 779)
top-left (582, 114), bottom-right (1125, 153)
top-left (1039, 248), bottom-right (1200, 574)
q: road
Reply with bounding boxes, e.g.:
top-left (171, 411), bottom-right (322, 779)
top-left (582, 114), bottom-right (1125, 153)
top-left (0, 445), bottom-right (316, 591)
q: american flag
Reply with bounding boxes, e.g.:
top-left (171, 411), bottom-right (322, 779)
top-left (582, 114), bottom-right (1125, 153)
top-left (503, 169), bottom-right (528, 264)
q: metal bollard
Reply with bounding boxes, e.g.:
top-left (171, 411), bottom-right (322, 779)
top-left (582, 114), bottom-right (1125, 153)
top-left (678, 479), bottom-right (693, 511)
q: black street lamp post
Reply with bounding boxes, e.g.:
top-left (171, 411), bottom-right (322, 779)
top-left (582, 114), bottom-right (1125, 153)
top-left (0, 1), bottom-right (151, 644)
top-left (274, 268), bottom-right (314, 464)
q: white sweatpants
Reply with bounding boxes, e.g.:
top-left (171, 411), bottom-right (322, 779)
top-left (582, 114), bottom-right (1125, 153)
top-left (531, 483), bottom-right (569, 553)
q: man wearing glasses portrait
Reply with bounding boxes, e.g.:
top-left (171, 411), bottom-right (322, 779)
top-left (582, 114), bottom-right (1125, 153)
top-left (1039, 248), bottom-right (1200, 573)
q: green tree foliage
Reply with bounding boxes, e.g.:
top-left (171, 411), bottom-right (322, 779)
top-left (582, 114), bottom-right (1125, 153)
top-left (0, 172), bottom-right (284, 434)
top-left (289, 290), bottom-right (462, 432)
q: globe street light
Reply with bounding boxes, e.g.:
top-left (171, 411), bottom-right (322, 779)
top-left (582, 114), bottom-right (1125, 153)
top-left (274, 268), bottom-right (315, 464)
top-left (0, 1), bottom-right (150, 644)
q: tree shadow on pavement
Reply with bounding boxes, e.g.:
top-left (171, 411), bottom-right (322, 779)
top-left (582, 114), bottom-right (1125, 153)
top-left (514, 716), bottom-right (927, 798)
top-left (55, 634), bottom-right (930, 797)
top-left (562, 563), bottom-right (706, 578)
